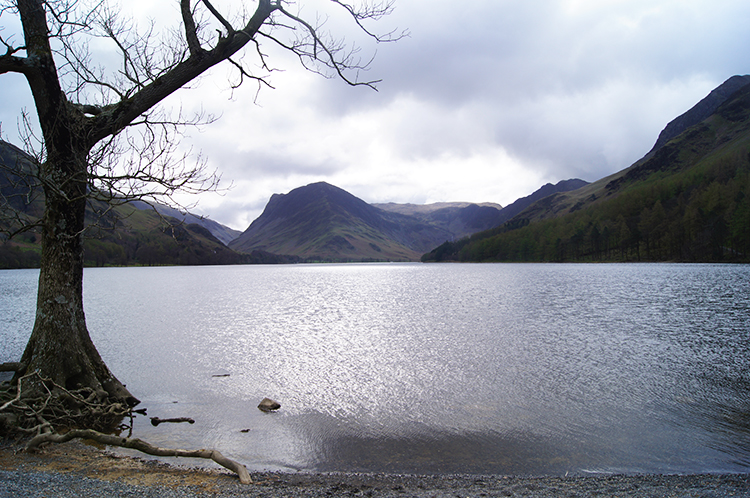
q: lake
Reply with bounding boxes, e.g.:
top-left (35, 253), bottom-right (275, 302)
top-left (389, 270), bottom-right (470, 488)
top-left (1, 263), bottom-right (749, 476)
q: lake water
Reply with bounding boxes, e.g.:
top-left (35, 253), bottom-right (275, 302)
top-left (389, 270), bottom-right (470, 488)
top-left (1, 263), bottom-right (749, 476)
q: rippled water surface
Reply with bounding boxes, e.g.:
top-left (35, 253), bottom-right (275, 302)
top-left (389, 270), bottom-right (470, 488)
top-left (2, 263), bottom-right (749, 475)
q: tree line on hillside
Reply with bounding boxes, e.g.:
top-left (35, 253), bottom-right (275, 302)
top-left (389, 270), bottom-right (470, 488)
top-left (424, 151), bottom-right (750, 263)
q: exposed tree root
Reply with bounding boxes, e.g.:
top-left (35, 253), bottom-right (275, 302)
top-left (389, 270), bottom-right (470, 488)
top-left (0, 371), bottom-right (252, 484)
top-left (0, 362), bottom-right (26, 373)
top-left (26, 429), bottom-right (252, 484)
top-left (0, 371), bottom-right (131, 436)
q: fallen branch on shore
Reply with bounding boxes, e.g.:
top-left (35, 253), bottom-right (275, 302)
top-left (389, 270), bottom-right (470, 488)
top-left (26, 429), bottom-right (252, 484)
top-left (1, 372), bottom-right (252, 484)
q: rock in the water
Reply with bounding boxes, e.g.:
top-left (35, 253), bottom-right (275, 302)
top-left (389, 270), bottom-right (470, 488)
top-left (258, 398), bottom-right (281, 412)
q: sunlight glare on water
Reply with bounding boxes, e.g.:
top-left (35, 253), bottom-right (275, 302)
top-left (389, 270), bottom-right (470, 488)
top-left (1, 263), bottom-right (749, 475)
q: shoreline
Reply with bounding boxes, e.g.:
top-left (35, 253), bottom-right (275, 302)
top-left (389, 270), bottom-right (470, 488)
top-left (1, 440), bottom-right (749, 497)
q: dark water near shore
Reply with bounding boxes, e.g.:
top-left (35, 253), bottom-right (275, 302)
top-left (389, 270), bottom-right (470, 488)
top-left (2, 263), bottom-right (749, 476)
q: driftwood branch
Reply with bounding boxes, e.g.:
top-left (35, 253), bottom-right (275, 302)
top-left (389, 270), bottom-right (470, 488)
top-left (26, 429), bottom-right (252, 484)
top-left (150, 416), bottom-right (195, 426)
top-left (2, 372), bottom-right (250, 484)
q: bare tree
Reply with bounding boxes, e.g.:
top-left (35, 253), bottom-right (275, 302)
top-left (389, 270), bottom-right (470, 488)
top-left (0, 0), bottom-right (400, 427)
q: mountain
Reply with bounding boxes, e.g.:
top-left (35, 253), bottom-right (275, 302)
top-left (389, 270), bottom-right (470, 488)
top-left (423, 75), bottom-right (750, 263)
top-left (488, 178), bottom-right (589, 224)
top-left (80, 204), bottom-right (249, 267)
top-left (2, 137), bottom-right (589, 265)
top-left (372, 179), bottom-right (588, 241)
top-left (373, 201), bottom-right (503, 216)
top-left (230, 179), bottom-right (594, 262)
top-left (131, 201), bottom-right (241, 245)
top-left (229, 182), bottom-right (454, 261)
top-left (647, 75), bottom-right (750, 155)
top-left (373, 201), bottom-right (504, 241)
top-left (0, 141), bottom-right (255, 268)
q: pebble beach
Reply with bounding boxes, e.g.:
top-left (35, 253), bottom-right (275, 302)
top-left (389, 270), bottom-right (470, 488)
top-left (1, 440), bottom-right (749, 497)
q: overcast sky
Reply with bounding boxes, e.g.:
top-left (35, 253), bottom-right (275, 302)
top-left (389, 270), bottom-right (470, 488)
top-left (2, 0), bottom-right (749, 231)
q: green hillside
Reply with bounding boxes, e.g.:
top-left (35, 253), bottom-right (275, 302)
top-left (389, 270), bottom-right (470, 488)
top-left (0, 200), bottom-right (254, 269)
top-left (424, 83), bottom-right (750, 263)
top-left (1, 202), bottom-right (299, 269)
top-left (0, 141), bottom-right (294, 269)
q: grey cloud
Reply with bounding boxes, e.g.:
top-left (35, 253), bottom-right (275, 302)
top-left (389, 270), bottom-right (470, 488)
top-left (2, 0), bottom-right (749, 230)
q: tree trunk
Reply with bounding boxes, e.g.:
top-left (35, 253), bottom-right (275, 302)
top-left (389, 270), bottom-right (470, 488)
top-left (18, 152), bottom-right (138, 408)
top-left (13, 0), bottom-right (137, 410)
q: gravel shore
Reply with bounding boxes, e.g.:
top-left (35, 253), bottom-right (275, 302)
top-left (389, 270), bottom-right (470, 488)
top-left (1, 440), bottom-right (749, 497)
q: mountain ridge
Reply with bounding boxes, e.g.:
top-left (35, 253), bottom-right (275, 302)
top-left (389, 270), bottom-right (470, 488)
top-left (423, 75), bottom-right (750, 263)
top-left (6, 75), bottom-right (748, 266)
top-left (228, 182), bottom-right (452, 261)
top-left (228, 178), bottom-right (589, 262)
top-left (131, 201), bottom-right (241, 245)
top-left (647, 74), bottom-right (750, 156)
top-left (1, 137), bottom-right (590, 265)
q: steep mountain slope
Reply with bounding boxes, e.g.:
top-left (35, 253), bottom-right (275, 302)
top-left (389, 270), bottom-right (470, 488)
top-left (506, 76), bottom-right (750, 226)
top-left (229, 182), bottom-right (454, 261)
top-left (81, 203), bottom-right (248, 267)
top-left (131, 201), bottom-right (241, 245)
top-left (647, 75), bottom-right (750, 155)
top-left (490, 178), bottom-right (589, 224)
top-left (0, 141), bottom-right (43, 225)
top-left (424, 76), bottom-right (750, 263)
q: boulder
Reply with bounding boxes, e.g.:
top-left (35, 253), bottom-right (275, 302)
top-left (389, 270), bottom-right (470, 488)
top-left (258, 398), bottom-right (281, 412)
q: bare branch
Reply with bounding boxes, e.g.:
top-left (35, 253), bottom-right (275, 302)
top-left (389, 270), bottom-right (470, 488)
top-left (81, 0), bottom-right (278, 143)
top-left (201, 0), bottom-right (235, 37)
top-left (273, 3), bottom-right (386, 89)
top-left (181, 0), bottom-right (202, 56)
top-left (0, 31), bottom-right (30, 75)
top-left (226, 55), bottom-right (274, 91)
top-left (26, 429), bottom-right (253, 484)
top-left (330, 0), bottom-right (408, 42)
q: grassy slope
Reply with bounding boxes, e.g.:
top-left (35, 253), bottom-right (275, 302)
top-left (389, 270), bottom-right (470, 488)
top-left (1, 202), bottom-right (250, 269)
